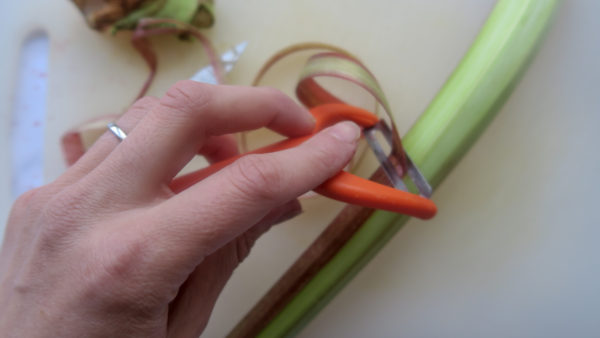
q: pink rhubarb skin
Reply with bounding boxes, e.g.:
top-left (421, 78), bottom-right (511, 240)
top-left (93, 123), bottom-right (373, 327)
top-left (61, 19), bottom-right (221, 166)
top-left (61, 131), bottom-right (85, 167)
top-left (60, 115), bottom-right (118, 166)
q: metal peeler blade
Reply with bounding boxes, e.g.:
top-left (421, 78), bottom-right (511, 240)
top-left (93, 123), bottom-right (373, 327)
top-left (364, 121), bottom-right (433, 198)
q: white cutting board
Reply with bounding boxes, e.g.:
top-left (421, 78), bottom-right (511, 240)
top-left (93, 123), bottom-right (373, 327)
top-left (1, 1), bottom-right (599, 337)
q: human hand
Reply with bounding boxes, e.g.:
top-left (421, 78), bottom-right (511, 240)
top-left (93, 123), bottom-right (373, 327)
top-left (0, 82), bottom-right (359, 337)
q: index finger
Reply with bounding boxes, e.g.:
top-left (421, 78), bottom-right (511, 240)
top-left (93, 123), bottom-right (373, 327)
top-left (87, 82), bottom-right (316, 200)
top-left (143, 121), bottom-right (360, 279)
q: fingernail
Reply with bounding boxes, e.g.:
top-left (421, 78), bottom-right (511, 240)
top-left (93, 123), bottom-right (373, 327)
top-left (328, 121), bottom-right (361, 143)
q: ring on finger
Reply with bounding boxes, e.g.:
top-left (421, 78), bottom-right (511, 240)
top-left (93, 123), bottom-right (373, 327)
top-left (107, 122), bottom-right (128, 141)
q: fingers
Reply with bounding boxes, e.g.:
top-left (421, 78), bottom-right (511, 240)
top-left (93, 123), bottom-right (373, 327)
top-left (165, 200), bottom-right (301, 337)
top-left (198, 134), bottom-right (239, 164)
top-left (57, 96), bottom-right (238, 188)
top-left (94, 82), bottom-right (315, 199)
top-left (55, 97), bottom-right (159, 187)
top-left (145, 121), bottom-right (360, 275)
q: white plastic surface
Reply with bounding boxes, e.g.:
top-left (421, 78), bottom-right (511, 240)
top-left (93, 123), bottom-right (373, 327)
top-left (0, 1), bottom-right (599, 338)
top-left (10, 32), bottom-right (49, 199)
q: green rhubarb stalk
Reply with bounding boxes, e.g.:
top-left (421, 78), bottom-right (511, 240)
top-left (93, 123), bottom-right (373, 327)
top-left (112, 0), bottom-right (214, 32)
top-left (258, 0), bottom-right (559, 336)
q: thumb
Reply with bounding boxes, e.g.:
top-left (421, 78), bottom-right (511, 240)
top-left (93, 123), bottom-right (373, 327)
top-left (165, 199), bottom-right (302, 338)
top-left (147, 121), bottom-right (360, 275)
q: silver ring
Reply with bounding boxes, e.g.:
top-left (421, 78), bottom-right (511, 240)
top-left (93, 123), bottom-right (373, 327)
top-left (107, 122), bottom-right (127, 141)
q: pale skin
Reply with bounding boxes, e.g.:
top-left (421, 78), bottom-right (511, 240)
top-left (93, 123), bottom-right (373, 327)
top-left (0, 81), bottom-right (360, 337)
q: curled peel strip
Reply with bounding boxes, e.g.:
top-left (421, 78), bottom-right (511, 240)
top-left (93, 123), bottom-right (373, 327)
top-left (250, 43), bottom-right (408, 173)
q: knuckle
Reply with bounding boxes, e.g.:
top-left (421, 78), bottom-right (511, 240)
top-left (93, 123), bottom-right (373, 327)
top-left (130, 96), bottom-right (159, 111)
top-left (97, 235), bottom-right (148, 283)
top-left (12, 186), bottom-right (48, 213)
top-left (262, 87), bottom-right (291, 107)
top-left (229, 155), bottom-right (284, 201)
top-left (6, 185), bottom-right (62, 247)
top-left (82, 234), bottom-right (163, 316)
top-left (38, 185), bottom-right (95, 242)
top-left (159, 80), bottom-right (211, 120)
top-left (38, 205), bottom-right (78, 246)
top-left (127, 96), bottom-right (159, 117)
top-left (43, 190), bottom-right (83, 224)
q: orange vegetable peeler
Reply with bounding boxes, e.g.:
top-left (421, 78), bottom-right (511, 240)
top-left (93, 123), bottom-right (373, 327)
top-left (171, 103), bottom-right (437, 219)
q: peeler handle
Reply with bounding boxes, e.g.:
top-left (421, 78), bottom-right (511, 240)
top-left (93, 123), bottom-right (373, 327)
top-left (170, 136), bottom-right (309, 193)
top-left (170, 104), bottom-right (437, 219)
top-left (316, 171), bottom-right (436, 219)
top-left (170, 103), bottom-right (378, 192)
